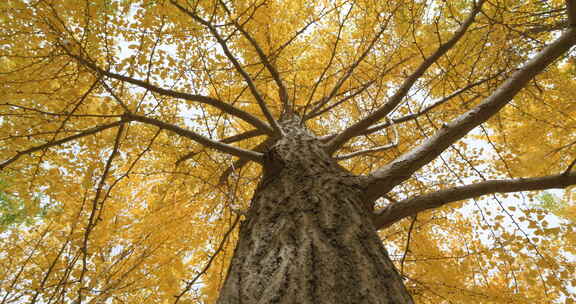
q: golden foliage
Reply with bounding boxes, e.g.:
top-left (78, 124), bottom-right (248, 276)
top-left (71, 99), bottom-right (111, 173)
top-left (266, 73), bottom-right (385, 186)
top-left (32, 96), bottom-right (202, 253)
top-left (0, 0), bottom-right (575, 303)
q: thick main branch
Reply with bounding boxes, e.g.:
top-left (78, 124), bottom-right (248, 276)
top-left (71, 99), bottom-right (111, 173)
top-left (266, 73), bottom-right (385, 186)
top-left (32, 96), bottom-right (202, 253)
top-left (326, 0), bottom-right (485, 154)
top-left (373, 172), bottom-right (576, 230)
top-left (125, 113), bottom-right (263, 163)
top-left (364, 28), bottom-right (576, 202)
top-left (67, 53), bottom-right (273, 135)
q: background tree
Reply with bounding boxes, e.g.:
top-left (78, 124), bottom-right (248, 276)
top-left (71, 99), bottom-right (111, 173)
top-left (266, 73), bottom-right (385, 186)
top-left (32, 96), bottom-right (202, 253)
top-left (1, 0), bottom-right (576, 303)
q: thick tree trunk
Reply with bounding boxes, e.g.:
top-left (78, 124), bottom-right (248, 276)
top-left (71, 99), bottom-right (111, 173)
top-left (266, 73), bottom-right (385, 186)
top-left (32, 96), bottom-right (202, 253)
top-left (217, 117), bottom-right (413, 303)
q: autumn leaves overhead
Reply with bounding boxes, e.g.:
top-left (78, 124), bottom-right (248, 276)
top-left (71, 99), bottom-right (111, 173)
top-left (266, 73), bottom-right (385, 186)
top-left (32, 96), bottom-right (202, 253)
top-left (1, 0), bottom-right (576, 303)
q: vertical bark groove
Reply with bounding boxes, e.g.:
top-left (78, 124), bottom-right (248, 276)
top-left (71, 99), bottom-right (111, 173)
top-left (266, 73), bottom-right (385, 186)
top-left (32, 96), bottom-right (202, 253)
top-left (217, 118), bottom-right (413, 304)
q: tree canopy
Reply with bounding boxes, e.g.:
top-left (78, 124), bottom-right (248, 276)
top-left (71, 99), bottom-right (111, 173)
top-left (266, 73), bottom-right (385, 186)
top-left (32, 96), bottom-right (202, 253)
top-left (1, 0), bottom-right (576, 303)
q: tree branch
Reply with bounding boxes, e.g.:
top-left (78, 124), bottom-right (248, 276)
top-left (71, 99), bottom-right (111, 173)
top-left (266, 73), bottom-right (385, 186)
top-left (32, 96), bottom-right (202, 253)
top-left (170, 0), bottom-right (283, 136)
top-left (364, 27), bottom-right (576, 202)
top-left (567, 0), bottom-right (576, 27)
top-left (176, 129), bottom-right (266, 165)
top-left (326, 0), bottom-right (486, 154)
top-left (319, 73), bottom-right (498, 141)
top-left (65, 52), bottom-right (273, 135)
top-left (218, 137), bottom-right (274, 185)
top-left (174, 215), bottom-right (241, 303)
top-left (310, 15), bottom-right (391, 120)
top-left (373, 172), bottom-right (576, 230)
top-left (305, 55), bottom-right (415, 120)
top-left (78, 123), bottom-right (124, 303)
top-left (359, 74), bottom-right (498, 137)
top-left (335, 118), bottom-right (398, 161)
top-left (0, 120), bottom-right (126, 171)
top-left (527, 20), bottom-right (569, 34)
top-left (526, 2), bottom-right (575, 34)
top-left (125, 113), bottom-right (263, 163)
top-left (302, 3), bottom-right (355, 117)
top-left (218, 0), bottom-right (291, 109)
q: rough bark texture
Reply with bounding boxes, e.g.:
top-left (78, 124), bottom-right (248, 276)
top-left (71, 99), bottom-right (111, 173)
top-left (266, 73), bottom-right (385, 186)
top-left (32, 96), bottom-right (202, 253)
top-left (217, 116), bottom-right (413, 304)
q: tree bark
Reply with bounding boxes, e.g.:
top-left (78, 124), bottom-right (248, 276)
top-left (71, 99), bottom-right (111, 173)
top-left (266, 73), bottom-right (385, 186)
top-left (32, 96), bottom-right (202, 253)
top-left (217, 117), bottom-right (413, 304)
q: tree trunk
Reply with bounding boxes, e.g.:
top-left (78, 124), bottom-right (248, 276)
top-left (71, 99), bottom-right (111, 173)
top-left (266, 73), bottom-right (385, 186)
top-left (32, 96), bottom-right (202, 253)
top-left (217, 117), bottom-right (413, 304)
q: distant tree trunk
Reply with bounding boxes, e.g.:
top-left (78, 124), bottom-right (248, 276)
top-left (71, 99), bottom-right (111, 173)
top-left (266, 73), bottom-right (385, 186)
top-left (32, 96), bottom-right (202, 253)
top-left (217, 116), bottom-right (413, 304)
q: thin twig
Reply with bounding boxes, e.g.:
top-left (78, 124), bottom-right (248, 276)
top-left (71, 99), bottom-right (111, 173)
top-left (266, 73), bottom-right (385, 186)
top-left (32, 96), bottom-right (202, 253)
top-left (400, 215), bottom-right (417, 277)
top-left (563, 157), bottom-right (576, 175)
top-left (173, 216), bottom-right (241, 303)
top-left (335, 118), bottom-right (399, 161)
top-left (0, 120), bottom-right (126, 170)
top-left (77, 123), bottom-right (124, 303)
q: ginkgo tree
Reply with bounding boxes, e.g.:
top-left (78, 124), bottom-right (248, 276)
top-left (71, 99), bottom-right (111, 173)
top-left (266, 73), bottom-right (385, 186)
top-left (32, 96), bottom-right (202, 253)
top-left (1, 0), bottom-right (576, 303)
